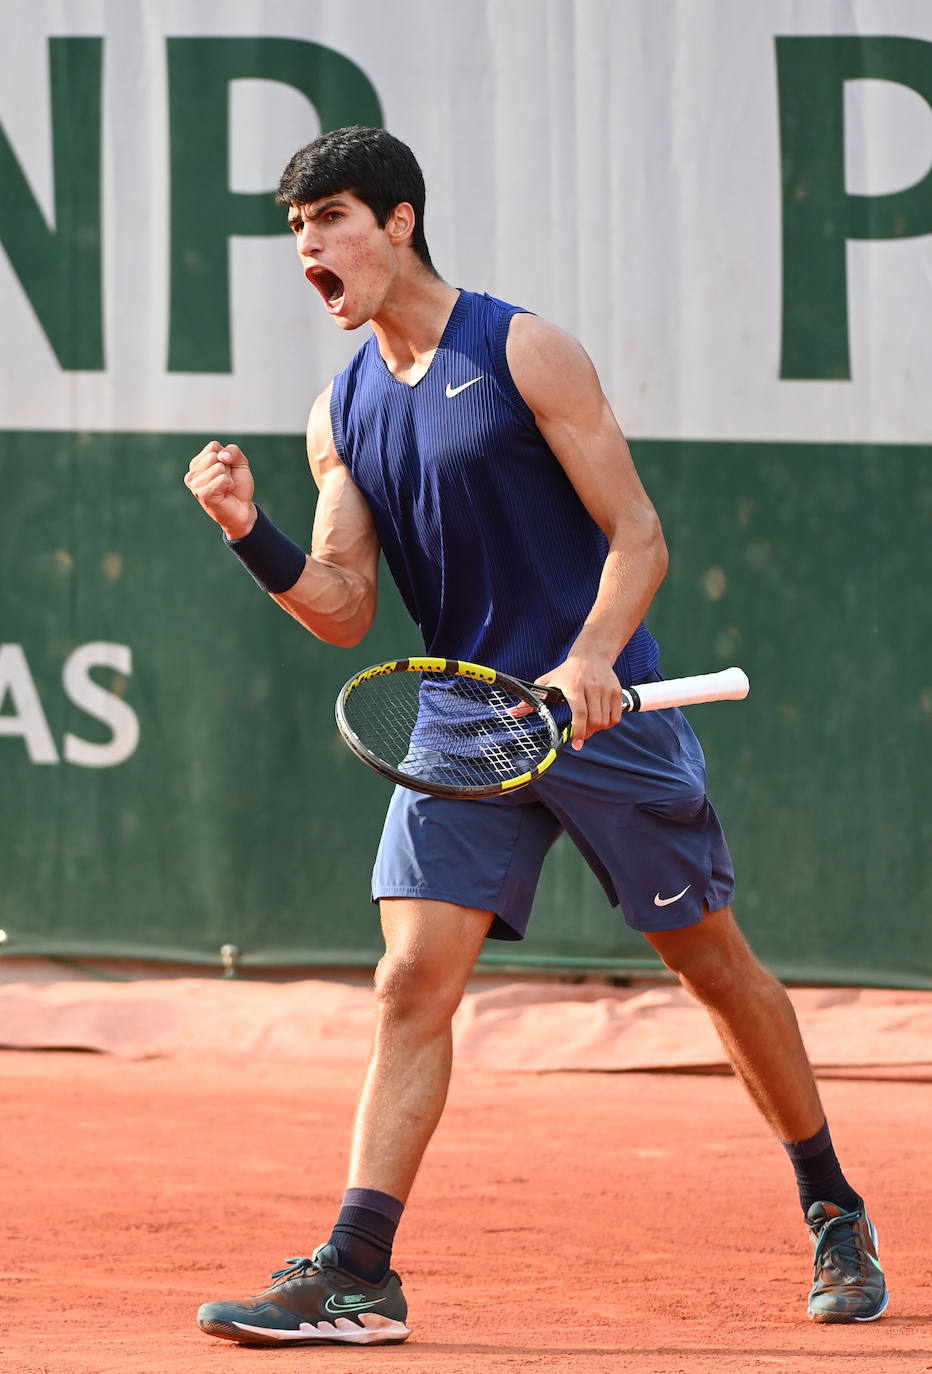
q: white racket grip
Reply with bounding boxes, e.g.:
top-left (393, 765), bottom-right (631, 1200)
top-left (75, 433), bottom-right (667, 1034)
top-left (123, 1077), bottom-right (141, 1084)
top-left (625, 667), bottom-right (749, 713)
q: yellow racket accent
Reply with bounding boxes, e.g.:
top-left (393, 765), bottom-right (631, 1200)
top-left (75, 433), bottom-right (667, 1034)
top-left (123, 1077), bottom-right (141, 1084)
top-left (405, 656), bottom-right (449, 674)
top-left (454, 659), bottom-right (498, 684)
top-left (403, 656), bottom-right (498, 685)
top-left (346, 660), bottom-right (398, 693)
top-left (499, 747), bottom-right (559, 791)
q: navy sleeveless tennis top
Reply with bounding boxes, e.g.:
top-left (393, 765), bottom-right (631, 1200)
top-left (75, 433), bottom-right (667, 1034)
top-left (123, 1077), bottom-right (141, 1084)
top-left (329, 289), bottom-right (659, 686)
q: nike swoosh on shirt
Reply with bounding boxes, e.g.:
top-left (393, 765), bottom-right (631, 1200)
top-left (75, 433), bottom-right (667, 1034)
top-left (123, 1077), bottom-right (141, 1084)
top-left (653, 885), bottom-right (691, 907)
top-left (445, 376), bottom-right (484, 398)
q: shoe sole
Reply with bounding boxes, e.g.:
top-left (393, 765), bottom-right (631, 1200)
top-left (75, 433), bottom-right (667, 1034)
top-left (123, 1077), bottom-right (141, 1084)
top-left (808, 1289), bottom-right (890, 1324)
top-left (199, 1316), bottom-right (411, 1346)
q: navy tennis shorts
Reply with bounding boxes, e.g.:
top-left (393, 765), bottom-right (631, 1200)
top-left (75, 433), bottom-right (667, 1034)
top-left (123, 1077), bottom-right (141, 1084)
top-left (371, 683), bottom-right (735, 939)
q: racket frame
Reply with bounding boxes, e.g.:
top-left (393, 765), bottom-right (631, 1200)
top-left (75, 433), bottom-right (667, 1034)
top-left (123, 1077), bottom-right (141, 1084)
top-left (335, 656), bottom-right (567, 799)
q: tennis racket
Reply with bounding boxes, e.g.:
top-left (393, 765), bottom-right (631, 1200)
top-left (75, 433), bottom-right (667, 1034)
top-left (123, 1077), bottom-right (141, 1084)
top-left (335, 657), bottom-right (749, 800)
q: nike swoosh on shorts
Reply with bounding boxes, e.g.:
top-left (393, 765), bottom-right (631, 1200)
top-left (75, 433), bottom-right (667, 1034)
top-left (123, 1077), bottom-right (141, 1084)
top-left (653, 885), bottom-right (691, 907)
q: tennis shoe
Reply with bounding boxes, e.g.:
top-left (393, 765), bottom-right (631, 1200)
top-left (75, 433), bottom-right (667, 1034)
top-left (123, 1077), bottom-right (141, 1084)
top-left (197, 1243), bottom-right (410, 1346)
top-left (806, 1201), bottom-right (889, 1323)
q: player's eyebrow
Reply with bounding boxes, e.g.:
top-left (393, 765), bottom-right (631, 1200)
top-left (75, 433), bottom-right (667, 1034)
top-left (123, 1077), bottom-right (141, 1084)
top-left (288, 198), bottom-right (349, 228)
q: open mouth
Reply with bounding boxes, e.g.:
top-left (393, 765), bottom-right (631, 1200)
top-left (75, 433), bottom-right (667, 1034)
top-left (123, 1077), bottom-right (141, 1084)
top-left (306, 265), bottom-right (346, 312)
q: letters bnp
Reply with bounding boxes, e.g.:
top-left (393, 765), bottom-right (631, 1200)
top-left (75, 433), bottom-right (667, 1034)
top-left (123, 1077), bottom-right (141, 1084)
top-left (2, 34), bottom-right (932, 380)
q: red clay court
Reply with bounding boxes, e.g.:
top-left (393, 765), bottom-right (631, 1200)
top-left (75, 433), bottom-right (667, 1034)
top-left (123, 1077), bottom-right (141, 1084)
top-left (2, 975), bottom-right (931, 1373)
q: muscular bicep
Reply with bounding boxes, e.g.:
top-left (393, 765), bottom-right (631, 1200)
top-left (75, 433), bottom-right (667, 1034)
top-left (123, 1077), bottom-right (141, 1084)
top-left (505, 313), bottom-right (661, 544)
top-left (306, 384), bottom-right (381, 594)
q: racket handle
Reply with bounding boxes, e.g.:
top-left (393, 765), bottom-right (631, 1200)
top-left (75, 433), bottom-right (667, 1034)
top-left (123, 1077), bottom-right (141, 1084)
top-left (624, 667), bottom-right (749, 713)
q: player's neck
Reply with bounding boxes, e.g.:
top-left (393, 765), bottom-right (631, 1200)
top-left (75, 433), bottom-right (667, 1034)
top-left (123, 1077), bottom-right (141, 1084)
top-left (369, 274), bottom-right (460, 386)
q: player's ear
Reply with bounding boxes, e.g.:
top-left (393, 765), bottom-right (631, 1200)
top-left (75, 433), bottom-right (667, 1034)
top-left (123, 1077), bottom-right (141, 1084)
top-left (387, 202), bottom-right (416, 246)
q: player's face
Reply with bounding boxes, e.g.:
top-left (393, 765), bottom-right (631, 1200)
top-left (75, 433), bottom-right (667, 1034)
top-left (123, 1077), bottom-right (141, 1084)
top-left (287, 193), bottom-right (398, 330)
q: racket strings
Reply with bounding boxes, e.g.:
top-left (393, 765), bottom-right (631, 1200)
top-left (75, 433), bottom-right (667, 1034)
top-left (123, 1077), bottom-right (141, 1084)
top-left (341, 671), bottom-right (556, 790)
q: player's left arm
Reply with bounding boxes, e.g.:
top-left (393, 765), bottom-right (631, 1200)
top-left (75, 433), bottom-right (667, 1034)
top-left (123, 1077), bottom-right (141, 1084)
top-left (506, 312), bottom-right (669, 746)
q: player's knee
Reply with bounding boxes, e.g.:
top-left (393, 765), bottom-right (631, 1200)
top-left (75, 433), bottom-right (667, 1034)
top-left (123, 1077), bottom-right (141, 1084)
top-left (658, 937), bottom-right (762, 1004)
top-left (666, 945), bottom-right (736, 1000)
top-left (373, 950), bottom-right (461, 1030)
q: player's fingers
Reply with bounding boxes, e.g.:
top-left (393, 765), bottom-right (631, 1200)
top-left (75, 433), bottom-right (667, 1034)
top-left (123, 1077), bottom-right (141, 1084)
top-left (220, 443), bottom-right (249, 468)
top-left (598, 684), bottom-right (620, 731)
top-left (188, 458), bottom-right (225, 489)
top-left (607, 682), bottom-right (624, 728)
top-left (588, 689), bottom-right (609, 736)
top-left (569, 694), bottom-right (589, 750)
top-left (592, 684), bottom-right (619, 738)
top-left (194, 468), bottom-right (234, 504)
top-left (512, 674), bottom-right (559, 719)
top-left (187, 441), bottom-right (223, 477)
top-left (184, 460), bottom-right (215, 488)
top-left (588, 681), bottom-right (623, 734)
top-left (192, 440), bottom-right (222, 464)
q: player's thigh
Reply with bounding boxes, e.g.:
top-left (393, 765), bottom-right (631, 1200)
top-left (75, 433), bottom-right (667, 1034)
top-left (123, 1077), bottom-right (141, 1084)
top-left (532, 707), bottom-right (734, 931)
top-left (375, 896), bottom-right (494, 1019)
top-left (373, 784), bottom-right (562, 940)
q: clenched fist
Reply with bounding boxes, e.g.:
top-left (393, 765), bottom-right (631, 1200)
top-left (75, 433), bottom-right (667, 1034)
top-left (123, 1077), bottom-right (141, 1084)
top-left (184, 442), bottom-right (257, 541)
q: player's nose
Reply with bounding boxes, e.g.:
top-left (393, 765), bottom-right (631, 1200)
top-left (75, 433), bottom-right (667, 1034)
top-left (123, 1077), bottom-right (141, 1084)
top-left (294, 224), bottom-right (319, 257)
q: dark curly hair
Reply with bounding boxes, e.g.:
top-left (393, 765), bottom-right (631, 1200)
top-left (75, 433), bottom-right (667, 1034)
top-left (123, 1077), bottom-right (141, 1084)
top-left (277, 126), bottom-right (434, 271)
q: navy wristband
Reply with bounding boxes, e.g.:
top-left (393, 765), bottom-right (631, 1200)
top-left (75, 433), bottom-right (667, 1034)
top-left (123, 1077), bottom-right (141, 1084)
top-left (224, 506), bottom-right (307, 594)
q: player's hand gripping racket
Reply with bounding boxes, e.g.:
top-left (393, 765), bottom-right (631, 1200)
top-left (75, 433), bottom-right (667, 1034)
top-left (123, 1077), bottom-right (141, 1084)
top-left (336, 657), bottom-right (749, 799)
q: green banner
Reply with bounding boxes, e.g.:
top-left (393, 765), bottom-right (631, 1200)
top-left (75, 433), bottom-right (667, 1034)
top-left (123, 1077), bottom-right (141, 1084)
top-left (2, 432), bottom-right (929, 987)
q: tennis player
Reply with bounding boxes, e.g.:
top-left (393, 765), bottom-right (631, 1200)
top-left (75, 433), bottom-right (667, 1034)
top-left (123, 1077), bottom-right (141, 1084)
top-left (186, 126), bottom-right (887, 1344)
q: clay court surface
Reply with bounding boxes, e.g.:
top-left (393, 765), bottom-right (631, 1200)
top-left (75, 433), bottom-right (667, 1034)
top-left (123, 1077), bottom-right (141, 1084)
top-left (2, 979), bottom-right (931, 1374)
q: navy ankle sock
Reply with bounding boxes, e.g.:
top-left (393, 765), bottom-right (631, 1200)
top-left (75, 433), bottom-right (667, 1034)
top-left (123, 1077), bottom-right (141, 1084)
top-left (782, 1120), bottom-right (862, 1216)
top-left (328, 1187), bottom-right (404, 1284)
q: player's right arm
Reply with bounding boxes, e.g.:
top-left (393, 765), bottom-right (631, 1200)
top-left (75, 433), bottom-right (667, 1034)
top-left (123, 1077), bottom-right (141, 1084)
top-left (184, 384), bottom-right (380, 648)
